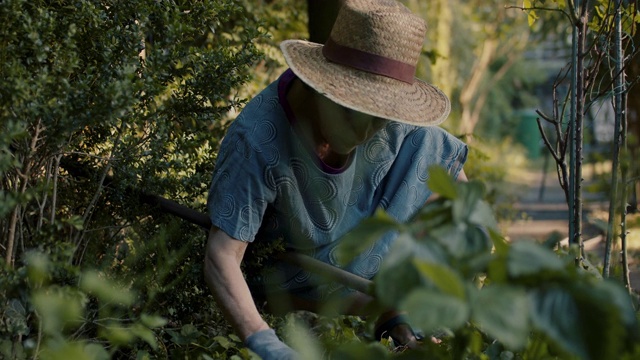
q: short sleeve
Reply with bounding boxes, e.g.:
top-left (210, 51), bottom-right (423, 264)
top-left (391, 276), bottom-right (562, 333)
top-left (207, 118), bottom-right (278, 242)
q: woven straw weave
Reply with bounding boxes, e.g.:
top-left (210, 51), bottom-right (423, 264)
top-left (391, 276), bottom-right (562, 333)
top-left (281, 0), bottom-right (450, 126)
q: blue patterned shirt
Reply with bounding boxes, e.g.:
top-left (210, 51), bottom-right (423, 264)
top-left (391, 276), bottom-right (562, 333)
top-left (208, 70), bottom-right (467, 299)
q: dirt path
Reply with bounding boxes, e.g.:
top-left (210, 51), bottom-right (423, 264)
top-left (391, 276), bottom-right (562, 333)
top-left (502, 167), bottom-right (639, 291)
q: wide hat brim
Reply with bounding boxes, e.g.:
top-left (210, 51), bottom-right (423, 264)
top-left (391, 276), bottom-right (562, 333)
top-left (281, 40), bottom-right (451, 127)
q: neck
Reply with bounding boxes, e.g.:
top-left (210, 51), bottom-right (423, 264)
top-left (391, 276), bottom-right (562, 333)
top-left (287, 79), bottom-right (349, 168)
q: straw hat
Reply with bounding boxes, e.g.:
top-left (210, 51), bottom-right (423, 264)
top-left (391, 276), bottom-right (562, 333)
top-left (280, 0), bottom-right (451, 126)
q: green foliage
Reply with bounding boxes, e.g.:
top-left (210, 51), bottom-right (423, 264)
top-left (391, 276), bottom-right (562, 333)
top-left (331, 166), bottom-right (640, 359)
top-left (523, 0), bottom-right (567, 27)
top-left (2, 1), bottom-right (638, 359)
top-left (0, 222), bottom-right (266, 359)
top-left (523, 0), bottom-right (639, 35)
top-left (0, 0), bottom-right (267, 266)
top-left (0, 0), bottom-right (277, 358)
top-left (1, 249), bottom-right (161, 359)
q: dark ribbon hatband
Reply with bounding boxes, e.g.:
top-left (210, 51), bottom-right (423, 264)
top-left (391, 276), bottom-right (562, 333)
top-left (322, 37), bottom-right (416, 84)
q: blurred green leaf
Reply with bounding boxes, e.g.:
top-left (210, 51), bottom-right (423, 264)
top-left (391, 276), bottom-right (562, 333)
top-left (79, 270), bottom-right (135, 306)
top-left (591, 281), bottom-right (638, 333)
top-left (528, 10), bottom-right (538, 26)
top-left (431, 223), bottom-right (491, 260)
top-left (570, 281), bottom-right (638, 359)
top-left (528, 287), bottom-right (585, 359)
top-left (430, 224), bottom-right (466, 253)
top-left (381, 233), bottom-right (446, 271)
top-left (83, 343), bottom-right (109, 360)
top-left (468, 200), bottom-right (498, 229)
top-left (136, 350), bottom-right (152, 360)
top-left (400, 289), bottom-right (469, 333)
top-left (214, 335), bottom-right (232, 350)
top-left (99, 324), bottom-right (134, 346)
top-left (0, 339), bottom-right (25, 359)
top-left (40, 340), bottom-right (94, 360)
top-left (285, 320), bottom-right (323, 360)
top-left (179, 323), bottom-right (202, 342)
top-left (25, 251), bottom-right (51, 286)
top-left (413, 260), bottom-right (465, 299)
top-left (464, 224), bottom-right (494, 255)
top-left (412, 200), bottom-right (454, 233)
top-left (507, 241), bottom-right (565, 277)
top-left (490, 228), bottom-right (509, 256)
top-left (375, 258), bottom-right (425, 307)
top-left (333, 342), bottom-right (391, 360)
top-left (31, 287), bottom-right (86, 336)
top-left (140, 314), bottom-right (167, 329)
top-left (452, 181), bottom-right (485, 224)
top-left (427, 166), bottom-right (458, 199)
top-left (131, 323), bottom-right (158, 350)
top-left (470, 285), bottom-right (529, 349)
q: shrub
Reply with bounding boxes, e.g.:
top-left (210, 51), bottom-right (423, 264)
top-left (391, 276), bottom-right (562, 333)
top-left (1, 0), bottom-right (266, 357)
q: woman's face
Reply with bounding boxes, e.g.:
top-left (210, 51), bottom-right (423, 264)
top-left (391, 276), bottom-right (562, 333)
top-left (314, 94), bottom-right (388, 155)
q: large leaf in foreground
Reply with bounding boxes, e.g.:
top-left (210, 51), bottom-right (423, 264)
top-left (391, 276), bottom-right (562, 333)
top-left (400, 289), bottom-right (469, 333)
top-left (426, 165), bottom-right (458, 199)
top-left (380, 233), bottom-right (446, 271)
top-left (507, 240), bottom-right (565, 278)
top-left (375, 259), bottom-right (424, 307)
top-left (452, 180), bottom-right (485, 223)
top-left (470, 285), bottom-right (529, 349)
top-left (413, 260), bottom-right (466, 299)
top-left (333, 342), bottom-right (391, 360)
top-left (570, 281), bottom-right (638, 360)
top-left (529, 287), bottom-right (586, 359)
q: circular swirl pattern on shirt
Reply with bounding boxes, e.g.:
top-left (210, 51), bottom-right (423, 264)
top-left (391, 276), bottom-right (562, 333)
top-left (237, 199), bottom-right (267, 241)
top-left (354, 253), bottom-right (382, 280)
top-left (217, 193), bottom-right (235, 220)
top-left (289, 158), bottom-right (309, 189)
top-left (263, 166), bottom-right (277, 192)
top-left (264, 96), bottom-right (280, 111)
top-left (309, 176), bottom-right (338, 201)
top-left (293, 269), bottom-right (311, 284)
top-left (306, 176), bottom-right (339, 232)
top-left (288, 213), bottom-right (316, 249)
top-left (345, 175), bottom-right (364, 206)
top-left (234, 137), bottom-right (253, 160)
top-left (414, 154), bottom-right (428, 183)
top-left (439, 136), bottom-right (457, 163)
top-left (251, 93), bottom-right (264, 109)
top-left (364, 132), bottom-right (396, 188)
top-left (274, 175), bottom-right (298, 200)
top-left (410, 127), bottom-right (426, 148)
top-left (307, 205), bottom-right (338, 233)
top-left (252, 121), bottom-right (279, 165)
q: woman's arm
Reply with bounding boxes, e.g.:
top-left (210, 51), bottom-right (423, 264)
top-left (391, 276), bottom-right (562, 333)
top-left (204, 227), bottom-right (297, 359)
top-left (204, 227), bottom-right (268, 340)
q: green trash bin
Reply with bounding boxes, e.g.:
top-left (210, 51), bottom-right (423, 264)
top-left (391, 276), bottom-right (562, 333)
top-left (516, 109), bottom-right (542, 160)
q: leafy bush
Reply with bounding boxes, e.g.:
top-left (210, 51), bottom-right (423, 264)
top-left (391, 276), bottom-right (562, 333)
top-left (0, 0), bottom-right (269, 357)
top-left (324, 167), bottom-right (640, 359)
top-left (2, 1), bottom-right (638, 359)
top-left (0, 0), bottom-right (265, 265)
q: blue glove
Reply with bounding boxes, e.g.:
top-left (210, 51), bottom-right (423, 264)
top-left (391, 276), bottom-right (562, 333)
top-left (245, 329), bottom-right (298, 360)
